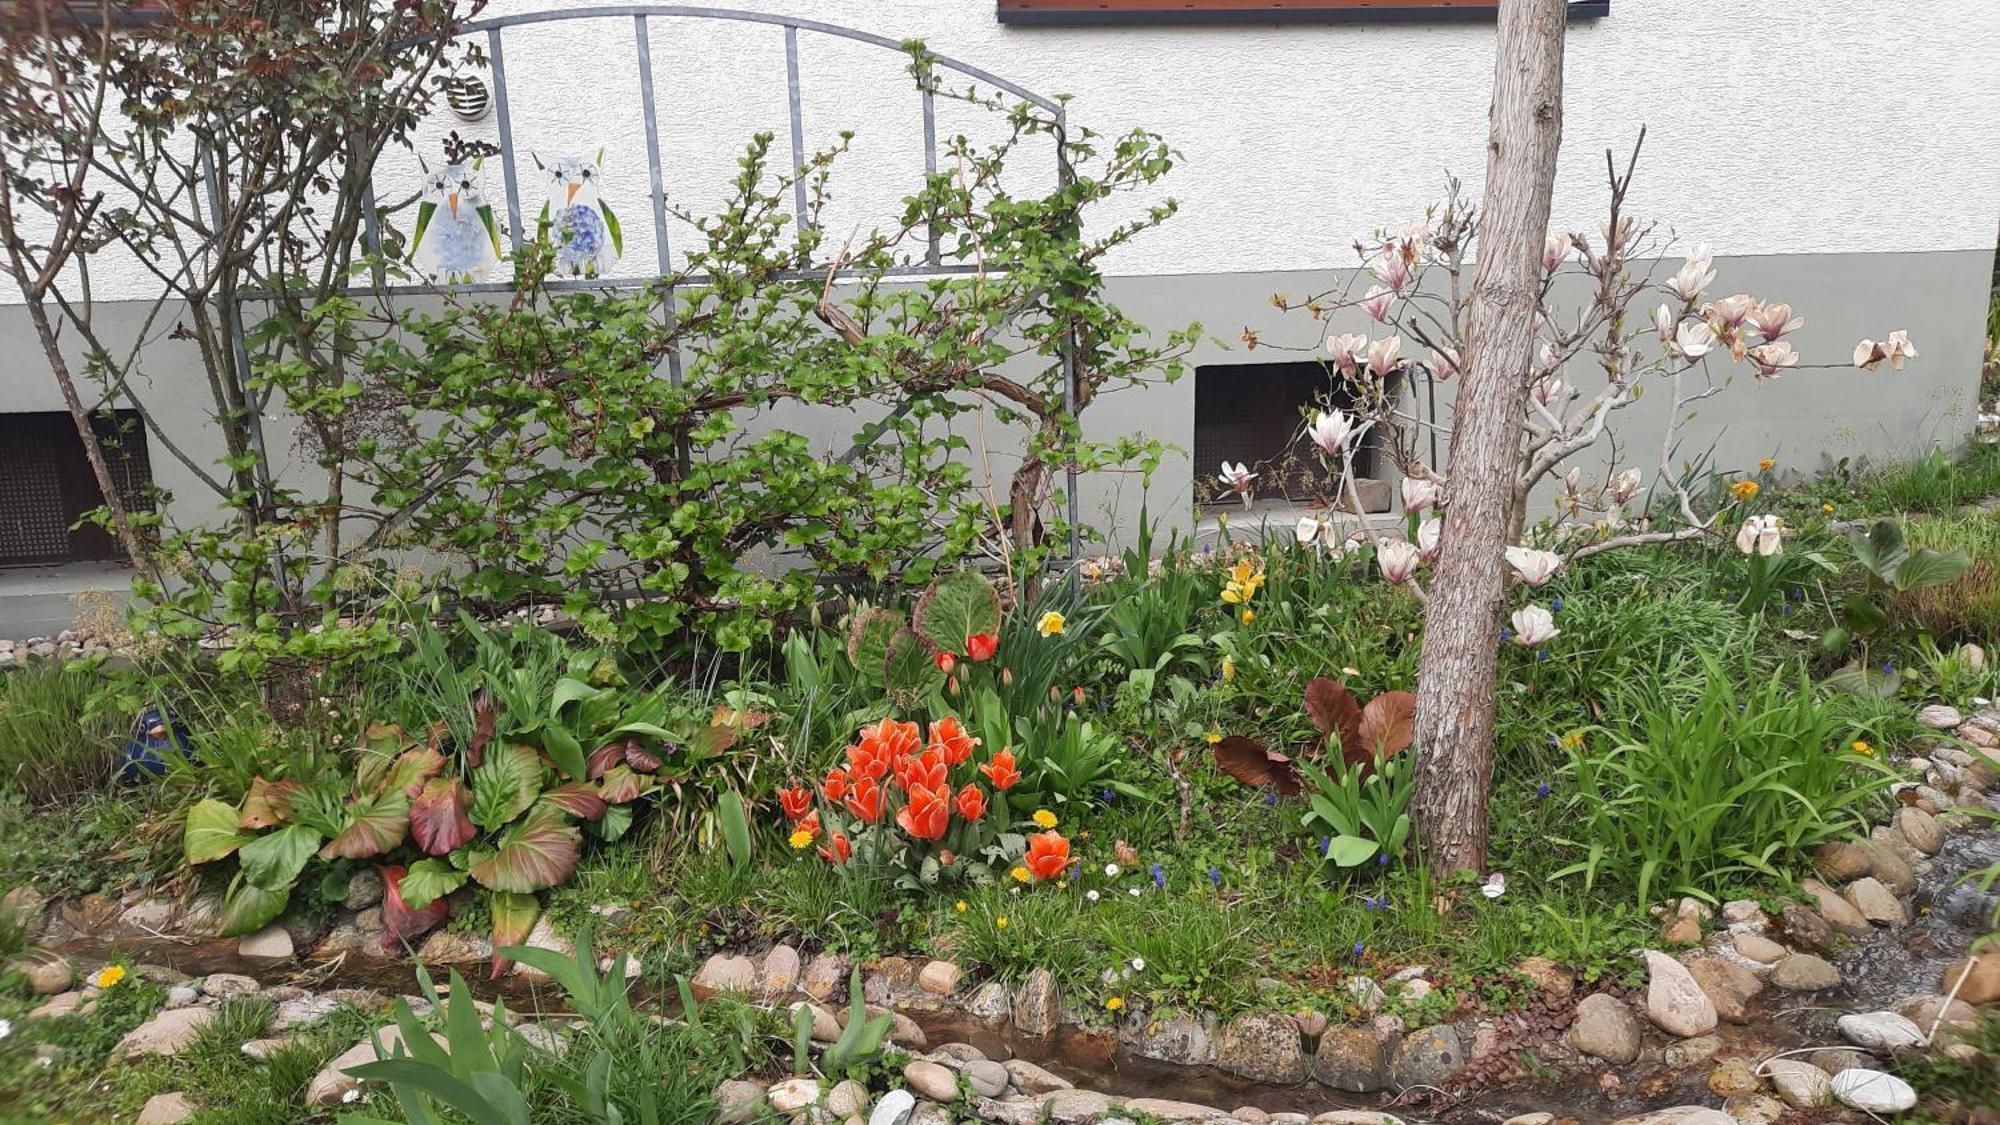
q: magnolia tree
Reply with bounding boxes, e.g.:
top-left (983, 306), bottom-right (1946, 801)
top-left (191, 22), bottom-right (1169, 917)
top-left (1242, 140), bottom-right (1917, 869)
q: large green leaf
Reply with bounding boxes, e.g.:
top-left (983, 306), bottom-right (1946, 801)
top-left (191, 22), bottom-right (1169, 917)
top-left (380, 748), bottom-right (447, 799)
top-left (238, 777), bottom-right (305, 830)
top-left (883, 626), bottom-right (942, 704)
top-left (487, 891), bottom-right (541, 978)
top-left (220, 873), bottom-right (290, 936)
top-left (411, 777), bottom-right (476, 855)
top-left (185, 798), bottom-right (251, 865)
top-left (237, 823), bottom-right (322, 891)
top-left (320, 790), bottom-right (411, 860)
top-left (1893, 547), bottom-right (1971, 593)
top-left (471, 743), bottom-right (544, 831)
top-left (398, 858), bottom-right (469, 911)
top-left (845, 607), bottom-right (902, 687)
top-left (911, 569), bottom-right (1001, 655)
top-left (468, 810), bottom-right (581, 893)
top-left (1848, 519), bottom-right (1909, 583)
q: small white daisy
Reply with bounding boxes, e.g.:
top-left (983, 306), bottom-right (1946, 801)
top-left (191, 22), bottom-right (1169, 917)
top-left (1128, 887), bottom-right (1142, 897)
top-left (1085, 890), bottom-right (1100, 903)
top-left (1129, 957), bottom-right (1146, 972)
top-left (1104, 863), bottom-right (1120, 877)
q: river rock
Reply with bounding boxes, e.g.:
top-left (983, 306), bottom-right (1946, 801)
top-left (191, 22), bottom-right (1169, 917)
top-left (711, 1079), bottom-right (766, 1124)
top-left (1814, 841), bottom-right (1872, 881)
top-left (692, 953), bottom-right (755, 997)
top-left (135, 1092), bottom-right (195, 1125)
top-left (1644, 950), bottom-right (1717, 1037)
top-left (1830, 1068), bottom-right (1917, 1113)
top-left (1014, 968), bottom-right (1059, 1038)
top-left (868, 1088), bottom-right (916, 1125)
top-left (1568, 993), bottom-right (1641, 1064)
top-left (1779, 903), bottom-right (1838, 954)
top-left (1723, 1093), bottom-right (1785, 1125)
top-left (902, 1058), bottom-right (957, 1101)
top-left (340, 867), bottom-right (384, 911)
top-left (1515, 956), bottom-right (1574, 999)
top-left (963, 1059), bottom-right (1009, 1097)
top-left (1733, 933), bottom-right (1787, 965)
top-left (966, 980), bottom-right (1010, 1021)
top-left (1801, 880), bottom-right (1872, 937)
top-left (1941, 950), bottom-right (2000, 1004)
top-left (1863, 834), bottom-right (1918, 894)
top-left (1664, 1034), bottom-right (1721, 1070)
top-left (1706, 1056), bottom-right (1761, 1096)
top-left (765, 1076), bottom-right (822, 1112)
top-left (1215, 1011), bottom-right (1306, 1084)
top-left (1313, 1115), bottom-right (1406, 1125)
top-left (1916, 704), bottom-right (1963, 730)
top-left (1312, 1025), bottom-right (1390, 1090)
top-left (1897, 993), bottom-right (1978, 1032)
top-left (114, 897), bottom-right (176, 938)
top-left (164, 985), bottom-right (199, 1009)
top-left (1610, 1107), bottom-right (1734, 1125)
top-left (1843, 877), bottom-right (1907, 925)
top-left (1893, 807), bottom-right (1943, 855)
top-left (19, 956), bottom-right (71, 995)
top-left (1770, 953), bottom-right (1841, 991)
top-left (755, 943), bottom-right (800, 998)
top-left (799, 952), bottom-right (849, 1003)
top-left (270, 994), bottom-right (340, 1031)
top-left (908, 1104), bottom-right (953, 1125)
top-left (1808, 1047), bottom-right (1872, 1074)
top-left (917, 958), bottom-right (962, 996)
top-left (1124, 1097), bottom-right (1231, 1119)
top-left (1003, 1058), bottom-right (1071, 1094)
top-left (1122, 1009), bottom-right (1217, 1066)
top-left (1763, 1058), bottom-right (1832, 1107)
top-left (0, 886), bottom-right (46, 938)
top-left (1837, 1010), bottom-right (1926, 1053)
top-left (1387, 1025), bottom-right (1463, 1088)
top-left (415, 929), bottom-right (489, 964)
top-left (307, 1026), bottom-right (439, 1106)
top-left (118, 1007), bottom-right (215, 1058)
top-left (1685, 956), bottom-right (1761, 1024)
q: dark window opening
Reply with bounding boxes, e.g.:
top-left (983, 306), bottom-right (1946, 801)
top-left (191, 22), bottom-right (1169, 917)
top-left (0, 411), bottom-right (154, 567)
top-left (1193, 360), bottom-right (1380, 506)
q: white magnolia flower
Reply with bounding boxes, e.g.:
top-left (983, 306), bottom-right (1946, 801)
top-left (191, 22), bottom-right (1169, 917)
top-left (1480, 872), bottom-right (1508, 899)
top-left (1666, 243), bottom-right (1715, 302)
top-left (1416, 517), bottom-right (1442, 563)
top-left (1326, 332), bottom-right (1369, 373)
top-left (1675, 320), bottom-right (1717, 359)
top-left (1702, 293), bottom-right (1757, 330)
top-left (1430, 346), bottom-right (1460, 381)
top-left (1511, 604), bottom-right (1560, 646)
top-left (1367, 335), bottom-right (1403, 379)
top-left (1376, 538), bottom-right (1423, 585)
top-left (1362, 285), bottom-right (1393, 322)
top-left (1736, 513), bottom-right (1784, 557)
top-left (1748, 300), bottom-right (1804, 341)
top-left (1307, 409), bottom-right (1366, 458)
top-left (1217, 461), bottom-right (1256, 505)
top-left (1748, 341), bottom-right (1799, 381)
top-left (1296, 515), bottom-right (1327, 549)
top-left (1607, 467), bottom-right (1643, 504)
top-left (1652, 303), bottom-right (1676, 343)
top-left (1542, 232), bottom-right (1573, 273)
top-left (1370, 251), bottom-right (1412, 293)
top-left (1884, 329), bottom-right (1919, 370)
top-left (1504, 545), bottom-right (1564, 587)
top-left (1531, 376), bottom-right (1566, 408)
top-left (1401, 476), bottom-right (1441, 514)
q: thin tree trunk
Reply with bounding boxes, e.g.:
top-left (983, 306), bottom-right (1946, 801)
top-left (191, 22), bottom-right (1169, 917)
top-left (1411, 0), bottom-right (1567, 873)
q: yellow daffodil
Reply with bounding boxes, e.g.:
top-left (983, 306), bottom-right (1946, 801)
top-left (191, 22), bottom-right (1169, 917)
top-left (1240, 609), bottom-right (1255, 625)
top-left (1852, 740), bottom-right (1874, 757)
top-left (1036, 611), bottom-right (1066, 637)
top-left (1730, 480), bottom-right (1760, 502)
top-left (1105, 995), bottom-right (1125, 1011)
top-left (1221, 655), bottom-right (1236, 683)
top-left (1032, 809), bottom-right (1058, 829)
top-left (1758, 457), bottom-right (1776, 472)
top-left (92, 965), bottom-right (126, 990)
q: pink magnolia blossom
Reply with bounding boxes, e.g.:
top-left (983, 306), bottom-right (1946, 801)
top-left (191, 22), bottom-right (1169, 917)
top-left (1307, 409), bottom-right (1366, 458)
top-left (1748, 301), bottom-right (1804, 341)
top-left (1326, 332), bottom-right (1368, 374)
top-left (1401, 475), bottom-right (1441, 514)
top-left (1600, 215), bottom-right (1636, 257)
top-left (1666, 243), bottom-right (1715, 302)
top-left (1884, 329), bottom-right (1919, 370)
top-left (1367, 335), bottom-right (1403, 379)
top-left (1416, 517), bottom-right (1442, 563)
top-left (1674, 320), bottom-right (1717, 359)
top-left (1607, 467), bottom-right (1643, 504)
top-left (1376, 538), bottom-right (1422, 585)
top-left (1702, 293), bottom-right (1756, 330)
top-left (1748, 341), bottom-right (1799, 381)
top-left (1531, 376), bottom-right (1567, 408)
top-left (1362, 286), bottom-right (1393, 323)
top-left (1430, 346), bottom-right (1459, 381)
top-left (1511, 604), bottom-right (1560, 646)
top-left (1370, 252), bottom-right (1412, 293)
top-left (1504, 545), bottom-right (1564, 587)
top-left (1543, 233), bottom-right (1574, 273)
top-left (1217, 461), bottom-right (1256, 505)
top-left (1652, 303), bottom-right (1676, 343)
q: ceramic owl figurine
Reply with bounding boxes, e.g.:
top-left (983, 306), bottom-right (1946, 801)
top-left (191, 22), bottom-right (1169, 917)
top-left (408, 158), bottom-right (503, 283)
top-left (535, 151), bottom-right (622, 278)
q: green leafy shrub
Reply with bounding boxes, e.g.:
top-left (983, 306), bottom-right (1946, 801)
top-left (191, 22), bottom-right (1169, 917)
top-left (0, 662), bottom-right (119, 806)
top-left (1890, 512), bottom-right (2000, 643)
top-left (1553, 655), bottom-right (1893, 904)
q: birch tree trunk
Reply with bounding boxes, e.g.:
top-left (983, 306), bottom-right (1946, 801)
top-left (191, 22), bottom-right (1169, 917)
top-left (1410, 0), bottom-right (1567, 873)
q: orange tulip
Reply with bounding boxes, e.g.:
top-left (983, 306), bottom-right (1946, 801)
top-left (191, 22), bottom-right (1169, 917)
top-left (778, 784), bottom-right (813, 821)
top-left (843, 776), bottom-right (886, 824)
top-left (1023, 830), bottom-right (1071, 880)
top-left (929, 716), bottom-right (980, 766)
top-left (897, 784), bottom-right (950, 841)
top-left (980, 747), bottom-right (1022, 791)
top-left (966, 633), bottom-right (999, 662)
top-left (819, 832), bottom-right (852, 865)
top-left (795, 810), bottom-right (821, 840)
top-left (934, 651), bottom-right (958, 675)
top-left (821, 767), bottom-right (849, 803)
top-left (955, 783), bottom-right (987, 822)
top-left (898, 746), bottom-right (948, 794)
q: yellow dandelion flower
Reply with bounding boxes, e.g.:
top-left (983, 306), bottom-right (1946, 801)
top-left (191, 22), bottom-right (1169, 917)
top-left (955, 900), bottom-right (968, 913)
top-left (1037, 611), bottom-right (1067, 637)
top-left (1758, 458), bottom-right (1776, 472)
top-left (1204, 730), bottom-right (1223, 745)
top-left (92, 965), bottom-right (126, 990)
top-left (1032, 809), bottom-right (1058, 829)
top-left (1105, 995), bottom-right (1125, 1011)
top-left (1011, 866), bottom-right (1031, 883)
top-left (1559, 730), bottom-right (1585, 750)
top-left (996, 916), bottom-right (1009, 929)
top-left (1851, 740), bottom-right (1874, 757)
top-left (1729, 480), bottom-right (1760, 502)
top-left (1822, 502), bottom-right (1836, 514)
top-left (788, 829), bottom-right (814, 850)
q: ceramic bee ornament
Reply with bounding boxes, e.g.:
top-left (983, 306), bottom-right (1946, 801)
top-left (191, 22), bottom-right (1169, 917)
top-left (409, 157), bottom-right (503, 283)
top-left (535, 150), bottom-right (622, 278)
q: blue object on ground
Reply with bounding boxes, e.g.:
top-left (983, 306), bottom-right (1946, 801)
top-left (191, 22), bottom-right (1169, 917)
top-left (118, 705), bottom-right (192, 780)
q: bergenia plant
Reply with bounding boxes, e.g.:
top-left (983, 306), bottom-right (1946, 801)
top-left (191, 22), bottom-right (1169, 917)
top-left (1212, 676), bottom-right (1415, 795)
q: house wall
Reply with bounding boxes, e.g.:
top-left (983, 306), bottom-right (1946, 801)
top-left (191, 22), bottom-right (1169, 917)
top-left (1, 0), bottom-right (1995, 561)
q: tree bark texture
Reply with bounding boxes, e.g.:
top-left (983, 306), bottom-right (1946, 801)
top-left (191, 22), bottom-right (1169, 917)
top-left (1411, 0), bottom-right (1567, 873)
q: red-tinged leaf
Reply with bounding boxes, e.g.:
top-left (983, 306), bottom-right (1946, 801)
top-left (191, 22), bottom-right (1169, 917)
top-left (690, 724), bottom-right (737, 759)
top-left (318, 790), bottom-right (410, 860)
top-left (1304, 677), bottom-right (1364, 760)
top-left (469, 689), bottom-right (496, 768)
top-left (468, 810), bottom-right (581, 893)
top-left (380, 748), bottom-right (447, 798)
top-left (1357, 691), bottom-right (1417, 762)
top-left (624, 745), bottom-right (661, 773)
top-left (410, 777), bottom-right (475, 855)
top-left (379, 863), bottom-right (451, 955)
top-left (540, 782), bottom-right (607, 821)
top-left (586, 739), bottom-right (630, 780)
top-left (238, 777), bottom-right (304, 830)
top-left (1212, 736), bottom-right (1300, 795)
top-left (597, 764), bottom-right (644, 804)
top-left (488, 891), bottom-right (540, 978)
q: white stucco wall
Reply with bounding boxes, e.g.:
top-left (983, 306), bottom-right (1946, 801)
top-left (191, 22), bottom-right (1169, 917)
top-left (8, 0), bottom-right (1996, 306)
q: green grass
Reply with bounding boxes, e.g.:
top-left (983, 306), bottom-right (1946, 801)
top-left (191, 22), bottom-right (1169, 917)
top-left (1791, 443), bottom-right (2000, 518)
top-left (0, 661), bottom-right (120, 806)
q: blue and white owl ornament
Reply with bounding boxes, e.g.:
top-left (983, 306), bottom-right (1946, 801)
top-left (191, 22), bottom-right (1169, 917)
top-left (408, 156), bottom-right (504, 283)
top-left (534, 149), bottom-right (622, 278)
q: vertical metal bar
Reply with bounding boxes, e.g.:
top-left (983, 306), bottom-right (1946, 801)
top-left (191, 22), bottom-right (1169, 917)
top-left (635, 13), bottom-right (688, 470)
top-left (784, 25), bottom-right (809, 235)
top-left (1055, 106), bottom-right (1081, 577)
top-left (360, 182), bottom-right (387, 291)
top-left (487, 27), bottom-right (525, 257)
top-left (921, 84), bottom-right (940, 267)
